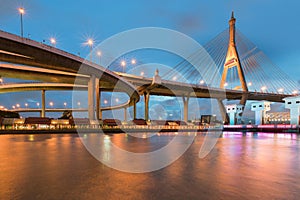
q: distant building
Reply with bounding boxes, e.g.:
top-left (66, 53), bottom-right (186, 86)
top-left (266, 112), bottom-right (290, 124)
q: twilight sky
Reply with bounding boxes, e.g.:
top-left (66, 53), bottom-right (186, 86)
top-left (1, 0), bottom-right (300, 78)
top-left (0, 0), bottom-right (299, 119)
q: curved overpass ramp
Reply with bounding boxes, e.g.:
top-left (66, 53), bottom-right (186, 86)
top-left (0, 30), bottom-right (140, 108)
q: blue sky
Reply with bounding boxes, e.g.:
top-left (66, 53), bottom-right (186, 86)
top-left (1, 0), bottom-right (300, 78)
top-left (0, 0), bottom-right (299, 119)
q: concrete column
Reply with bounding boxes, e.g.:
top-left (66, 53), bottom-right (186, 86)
top-left (217, 99), bottom-right (229, 124)
top-left (124, 107), bottom-right (128, 122)
top-left (95, 78), bottom-right (101, 120)
top-left (144, 92), bottom-right (150, 121)
top-left (283, 96), bottom-right (300, 125)
top-left (133, 99), bottom-right (137, 119)
top-left (251, 101), bottom-right (271, 125)
top-left (41, 90), bottom-right (46, 117)
top-left (226, 104), bottom-right (244, 125)
top-left (182, 96), bottom-right (190, 122)
top-left (88, 75), bottom-right (96, 120)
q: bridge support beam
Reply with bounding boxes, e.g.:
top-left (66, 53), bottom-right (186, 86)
top-left (283, 96), bottom-right (300, 125)
top-left (226, 104), bottom-right (244, 125)
top-left (217, 99), bottom-right (229, 124)
top-left (144, 92), bottom-right (150, 121)
top-left (41, 90), bottom-right (46, 117)
top-left (88, 75), bottom-right (96, 120)
top-left (182, 95), bottom-right (190, 122)
top-left (95, 79), bottom-right (101, 120)
top-left (133, 99), bottom-right (137, 119)
top-left (251, 101), bottom-right (271, 125)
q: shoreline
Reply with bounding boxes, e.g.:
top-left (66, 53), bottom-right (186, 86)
top-left (0, 125), bottom-right (299, 134)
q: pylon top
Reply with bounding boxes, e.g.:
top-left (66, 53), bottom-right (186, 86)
top-left (231, 11), bottom-right (235, 19)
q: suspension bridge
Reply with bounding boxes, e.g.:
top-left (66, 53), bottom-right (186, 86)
top-left (0, 12), bottom-right (299, 126)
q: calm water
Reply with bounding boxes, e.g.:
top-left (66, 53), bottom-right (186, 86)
top-left (1, 132), bottom-right (300, 200)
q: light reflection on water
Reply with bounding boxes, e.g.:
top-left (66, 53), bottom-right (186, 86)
top-left (0, 132), bottom-right (300, 199)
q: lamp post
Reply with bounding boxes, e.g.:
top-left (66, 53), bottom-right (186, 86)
top-left (18, 7), bottom-right (25, 37)
top-left (97, 51), bottom-right (102, 65)
top-left (87, 39), bottom-right (94, 61)
top-left (50, 37), bottom-right (56, 47)
top-left (120, 60), bottom-right (126, 72)
top-left (131, 59), bottom-right (136, 65)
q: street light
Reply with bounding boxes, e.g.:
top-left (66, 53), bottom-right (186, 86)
top-left (199, 80), bottom-right (205, 85)
top-left (0, 77), bottom-right (3, 84)
top-left (261, 86), bottom-right (267, 92)
top-left (277, 88), bottom-right (284, 93)
top-left (97, 51), bottom-right (102, 64)
top-left (292, 90), bottom-right (298, 95)
top-left (49, 102), bottom-right (54, 108)
top-left (64, 102), bottom-right (67, 108)
top-left (16, 104), bottom-right (20, 108)
top-left (224, 82), bottom-right (228, 87)
top-left (131, 58), bottom-right (136, 65)
top-left (18, 7), bottom-right (25, 37)
top-left (103, 100), bottom-right (108, 104)
top-left (36, 102), bottom-right (40, 107)
top-left (248, 82), bottom-right (252, 86)
top-left (25, 103), bottom-right (28, 108)
top-left (120, 60), bottom-right (126, 72)
top-left (50, 37), bottom-right (56, 47)
top-left (87, 38), bottom-right (94, 61)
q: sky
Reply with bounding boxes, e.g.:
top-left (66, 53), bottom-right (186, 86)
top-left (0, 0), bottom-right (299, 119)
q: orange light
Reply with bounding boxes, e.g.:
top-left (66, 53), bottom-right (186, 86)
top-left (18, 7), bottom-right (25, 14)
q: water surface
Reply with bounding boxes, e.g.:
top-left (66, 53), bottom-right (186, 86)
top-left (1, 132), bottom-right (300, 199)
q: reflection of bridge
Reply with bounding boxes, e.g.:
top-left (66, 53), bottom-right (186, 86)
top-left (0, 13), bottom-right (299, 125)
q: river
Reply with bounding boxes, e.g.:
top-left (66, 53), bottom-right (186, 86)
top-left (0, 132), bottom-right (300, 199)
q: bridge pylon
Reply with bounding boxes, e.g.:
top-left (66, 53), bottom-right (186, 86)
top-left (220, 12), bottom-right (248, 96)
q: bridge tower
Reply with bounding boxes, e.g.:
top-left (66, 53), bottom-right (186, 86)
top-left (219, 12), bottom-right (248, 124)
top-left (220, 12), bottom-right (248, 99)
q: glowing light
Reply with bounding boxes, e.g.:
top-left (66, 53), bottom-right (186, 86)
top-left (25, 103), bottom-right (28, 108)
top-left (172, 76), bottom-right (177, 81)
top-left (50, 37), bottom-right (56, 46)
top-left (18, 7), bottom-right (25, 14)
top-left (0, 78), bottom-right (3, 83)
top-left (77, 102), bottom-right (81, 106)
top-left (199, 80), bottom-right (205, 85)
top-left (115, 98), bottom-right (119, 103)
top-left (131, 59), bottom-right (136, 65)
top-left (248, 82), bottom-right (252, 86)
top-left (36, 102), bottom-right (40, 107)
top-left (292, 90), bottom-right (298, 95)
top-left (140, 71), bottom-right (144, 76)
top-left (104, 100), bottom-right (108, 104)
top-left (12, 106), bottom-right (16, 109)
top-left (49, 102), bottom-right (54, 107)
top-left (261, 86), bottom-right (267, 92)
top-left (120, 60), bottom-right (126, 67)
top-left (97, 51), bottom-right (102, 56)
top-left (224, 82), bottom-right (228, 87)
top-left (16, 104), bottom-right (20, 108)
top-left (87, 38), bottom-right (94, 46)
top-left (277, 88), bottom-right (284, 93)
top-left (64, 102), bottom-right (67, 107)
